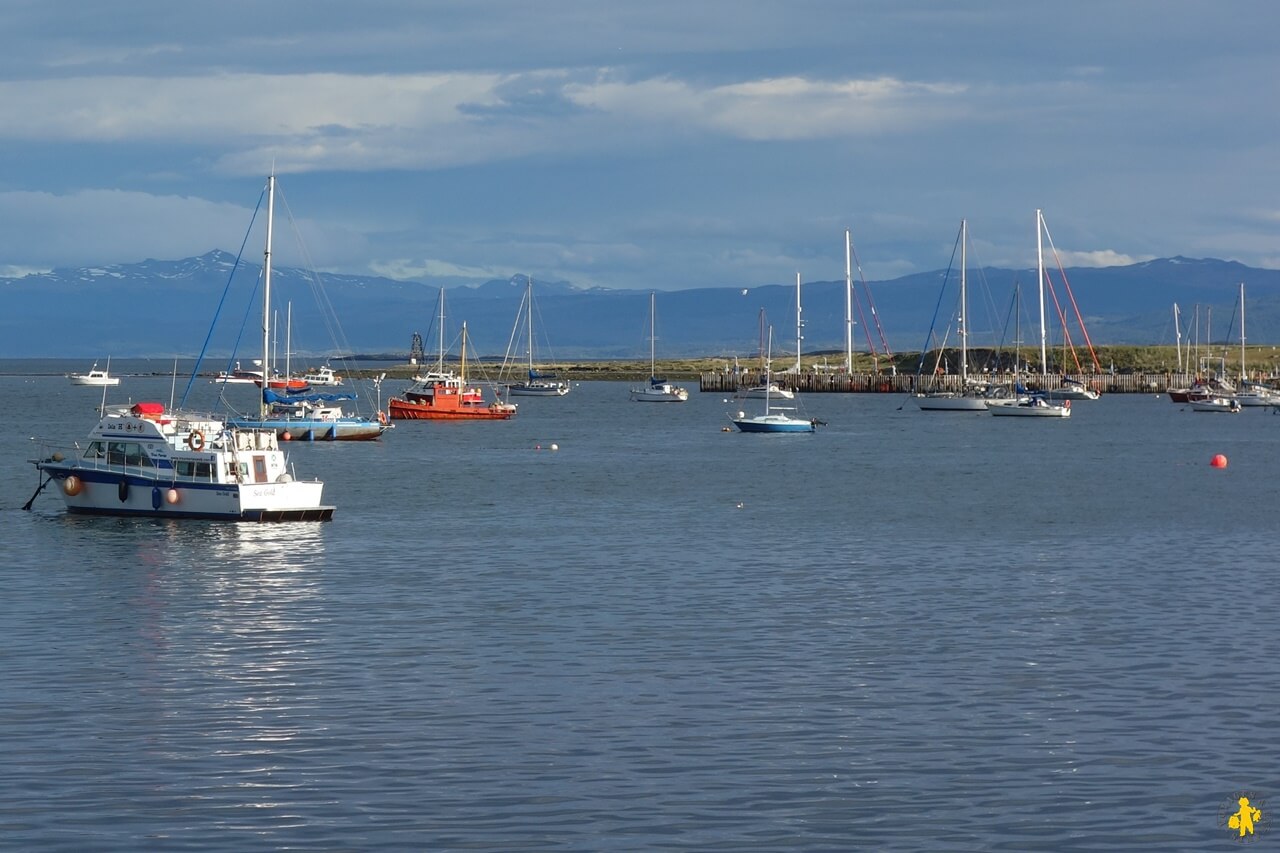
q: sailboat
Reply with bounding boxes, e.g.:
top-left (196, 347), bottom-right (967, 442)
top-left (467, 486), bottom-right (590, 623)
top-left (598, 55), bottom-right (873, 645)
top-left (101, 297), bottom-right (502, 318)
top-left (503, 277), bottom-right (570, 397)
top-left (1231, 283), bottom-right (1277, 407)
top-left (730, 327), bottom-right (816, 433)
top-left (225, 177), bottom-right (389, 441)
top-left (630, 291), bottom-right (689, 402)
top-left (738, 309), bottom-right (794, 400)
top-left (388, 322), bottom-right (518, 420)
top-left (917, 220), bottom-right (991, 411)
top-left (27, 173), bottom-right (336, 520)
top-left (991, 209), bottom-right (1072, 418)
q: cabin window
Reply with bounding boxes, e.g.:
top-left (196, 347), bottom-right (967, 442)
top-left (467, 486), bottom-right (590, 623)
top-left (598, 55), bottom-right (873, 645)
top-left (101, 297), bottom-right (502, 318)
top-left (83, 441), bottom-right (106, 460)
top-left (196, 462), bottom-right (213, 479)
top-left (252, 456), bottom-right (268, 483)
top-left (175, 460), bottom-right (194, 477)
top-left (107, 441), bottom-right (127, 465)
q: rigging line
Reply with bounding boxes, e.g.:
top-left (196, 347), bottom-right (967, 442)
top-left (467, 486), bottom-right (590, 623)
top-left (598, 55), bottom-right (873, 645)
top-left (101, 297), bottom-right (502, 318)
top-left (1039, 218), bottom-right (1102, 372)
top-left (913, 223), bottom-right (963, 379)
top-left (180, 183), bottom-right (267, 408)
top-left (849, 240), bottom-right (893, 356)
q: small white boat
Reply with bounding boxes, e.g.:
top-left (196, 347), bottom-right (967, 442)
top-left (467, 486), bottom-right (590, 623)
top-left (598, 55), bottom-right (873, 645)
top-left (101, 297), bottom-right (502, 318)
top-left (213, 361), bottom-right (264, 385)
top-left (1042, 377), bottom-right (1100, 400)
top-left (739, 381), bottom-right (794, 401)
top-left (1187, 396), bottom-right (1241, 413)
top-left (68, 360), bottom-right (120, 387)
top-left (301, 364), bottom-right (344, 386)
top-left (989, 395), bottom-right (1072, 418)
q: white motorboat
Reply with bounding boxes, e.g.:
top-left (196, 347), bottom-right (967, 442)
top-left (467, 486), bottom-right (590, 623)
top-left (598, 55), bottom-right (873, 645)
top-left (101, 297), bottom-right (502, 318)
top-left (68, 360), bottom-right (120, 387)
top-left (29, 401), bottom-right (334, 520)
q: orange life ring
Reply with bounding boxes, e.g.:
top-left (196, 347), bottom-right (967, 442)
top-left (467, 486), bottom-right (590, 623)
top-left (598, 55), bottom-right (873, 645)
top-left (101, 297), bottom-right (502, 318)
top-left (187, 430), bottom-right (205, 451)
top-left (1064, 399), bottom-right (1071, 409)
top-left (377, 410), bottom-right (388, 425)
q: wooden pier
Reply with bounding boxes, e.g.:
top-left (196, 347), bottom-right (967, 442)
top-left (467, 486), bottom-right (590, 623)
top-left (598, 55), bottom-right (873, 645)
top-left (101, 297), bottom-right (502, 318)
top-left (699, 372), bottom-right (1192, 395)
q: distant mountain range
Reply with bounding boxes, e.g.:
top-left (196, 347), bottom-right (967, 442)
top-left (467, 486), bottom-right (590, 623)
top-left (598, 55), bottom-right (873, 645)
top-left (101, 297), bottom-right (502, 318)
top-left (4, 250), bottom-right (1279, 359)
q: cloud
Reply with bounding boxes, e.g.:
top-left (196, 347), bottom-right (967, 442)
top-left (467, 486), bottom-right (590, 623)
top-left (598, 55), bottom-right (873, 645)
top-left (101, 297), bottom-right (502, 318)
top-left (0, 68), bottom-right (977, 176)
top-left (1045, 249), bottom-right (1156, 269)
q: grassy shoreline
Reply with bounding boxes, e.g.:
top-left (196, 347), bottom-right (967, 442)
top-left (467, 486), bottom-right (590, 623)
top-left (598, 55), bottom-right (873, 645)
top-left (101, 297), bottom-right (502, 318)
top-left (346, 345), bottom-right (1276, 381)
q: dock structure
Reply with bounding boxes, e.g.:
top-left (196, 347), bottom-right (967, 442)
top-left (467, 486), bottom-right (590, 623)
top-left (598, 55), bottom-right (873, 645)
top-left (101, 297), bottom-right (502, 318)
top-left (699, 372), bottom-right (1195, 395)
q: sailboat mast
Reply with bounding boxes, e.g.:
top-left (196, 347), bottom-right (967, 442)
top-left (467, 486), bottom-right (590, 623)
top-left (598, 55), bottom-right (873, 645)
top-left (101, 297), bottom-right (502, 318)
top-left (845, 229), bottom-right (853, 372)
top-left (1173, 303), bottom-right (1182, 374)
top-left (960, 219), bottom-right (968, 384)
top-left (526, 277), bottom-right (534, 374)
top-left (261, 173), bottom-right (276, 416)
top-left (1036, 209), bottom-right (1047, 378)
top-left (1240, 282), bottom-right (1246, 383)
top-left (795, 272), bottom-right (803, 374)
top-left (649, 291), bottom-right (657, 378)
top-left (436, 287), bottom-right (446, 372)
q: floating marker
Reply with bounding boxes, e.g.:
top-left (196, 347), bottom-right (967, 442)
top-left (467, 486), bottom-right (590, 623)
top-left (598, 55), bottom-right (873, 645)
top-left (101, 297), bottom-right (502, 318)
top-left (550, 443), bottom-right (559, 451)
top-left (1211, 454), bottom-right (1228, 468)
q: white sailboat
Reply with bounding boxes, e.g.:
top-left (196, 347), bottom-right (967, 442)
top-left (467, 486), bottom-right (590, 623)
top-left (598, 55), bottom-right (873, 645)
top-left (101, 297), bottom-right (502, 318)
top-left (1232, 283), bottom-right (1277, 407)
top-left (630, 291), bottom-right (688, 402)
top-left (503, 276), bottom-right (570, 397)
top-left (917, 220), bottom-right (990, 411)
top-left (731, 327), bottom-right (816, 433)
top-left (991, 209), bottom-right (1072, 418)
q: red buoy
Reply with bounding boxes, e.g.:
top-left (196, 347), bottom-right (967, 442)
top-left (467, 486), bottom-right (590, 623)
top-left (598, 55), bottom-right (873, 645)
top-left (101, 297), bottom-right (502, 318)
top-left (1211, 454), bottom-right (1228, 468)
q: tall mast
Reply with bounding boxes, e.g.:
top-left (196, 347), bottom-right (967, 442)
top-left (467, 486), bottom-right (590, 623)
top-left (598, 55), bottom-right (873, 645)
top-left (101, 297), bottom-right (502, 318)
top-left (526, 277), bottom-right (534, 374)
top-left (649, 291), bottom-right (656, 378)
top-left (960, 219), bottom-right (968, 384)
top-left (261, 173), bottom-right (275, 416)
top-left (1240, 282), bottom-right (1246, 382)
top-left (436, 287), bottom-right (446, 372)
top-left (844, 229), bottom-right (853, 372)
top-left (1036, 209), bottom-right (1047, 377)
top-left (1173, 303), bottom-right (1182, 373)
top-left (795, 272), bottom-right (803, 374)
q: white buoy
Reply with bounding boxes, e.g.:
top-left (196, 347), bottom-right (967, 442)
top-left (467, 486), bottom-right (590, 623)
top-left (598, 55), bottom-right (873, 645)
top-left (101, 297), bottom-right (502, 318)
top-left (550, 443), bottom-right (559, 451)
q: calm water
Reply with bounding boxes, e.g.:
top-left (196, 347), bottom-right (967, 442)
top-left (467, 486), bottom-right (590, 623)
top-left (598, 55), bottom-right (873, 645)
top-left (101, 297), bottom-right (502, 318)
top-left (2, 366), bottom-right (1278, 851)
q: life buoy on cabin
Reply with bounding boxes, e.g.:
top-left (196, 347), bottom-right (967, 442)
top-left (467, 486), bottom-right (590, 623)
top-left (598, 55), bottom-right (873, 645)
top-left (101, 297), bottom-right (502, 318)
top-left (377, 410), bottom-right (388, 425)
top-left (187, 430), bottom-right (205, 451)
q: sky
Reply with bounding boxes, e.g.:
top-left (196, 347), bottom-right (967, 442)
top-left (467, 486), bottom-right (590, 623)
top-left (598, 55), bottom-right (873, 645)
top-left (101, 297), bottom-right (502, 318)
top-left (1, 0), bottom-right (1277, 292)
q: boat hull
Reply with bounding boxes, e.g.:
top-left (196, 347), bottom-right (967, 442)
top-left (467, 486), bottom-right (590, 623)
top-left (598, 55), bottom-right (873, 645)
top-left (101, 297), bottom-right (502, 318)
top-left (508, 383), bottom-right (570, 397)
top-left (227, 417), bottom-right (387, 441)
top-left (989, 403), bottom-right (1071, 417)
top-left (36, 464), bottom-right (334, 521)
top-left (388, 398), bottom-right (515, 420)
top-left (916, 394), bottom-right (989, 412)
top-left (732, 417), bottom-right (814, 433)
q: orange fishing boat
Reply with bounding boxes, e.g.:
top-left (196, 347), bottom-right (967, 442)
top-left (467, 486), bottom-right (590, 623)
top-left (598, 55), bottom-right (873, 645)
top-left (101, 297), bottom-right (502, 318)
top-left (388, 322), bottom-right (517, 421)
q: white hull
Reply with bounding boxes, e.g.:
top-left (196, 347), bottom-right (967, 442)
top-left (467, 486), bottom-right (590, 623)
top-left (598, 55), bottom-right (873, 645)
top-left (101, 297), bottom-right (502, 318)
top-left (68, 375), bottom-right (120, 387)
top-left (990, 400), bottom-right (1071, 417)
top-left (1187, 398), bottom-right (1241, 413)
top-left (631, 385), bottom-right (688, 402)
top-left (739, 383), bottom-right (794, 400)
top-left (916, 393), bottom-right (989, 412)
